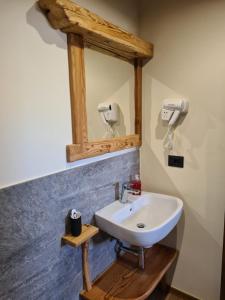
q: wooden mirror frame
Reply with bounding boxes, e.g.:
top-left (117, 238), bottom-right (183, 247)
top-left (38, 0), bottom-right (153, 162)
top-left (66, 33), bottom-right (143, 162)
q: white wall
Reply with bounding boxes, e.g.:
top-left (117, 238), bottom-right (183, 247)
top-left (140, 1), bottom-right (225, 299)
top-left (0, 0), bottom-right (139, 188)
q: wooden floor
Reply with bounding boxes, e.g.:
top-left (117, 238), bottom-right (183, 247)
top-left (165, 293), bottom-right (186, 300)
top-left (148, 287), bottom-right (197, 300)
top-left (165, 293), bottom-right (188, 300)
top-left (148, 291), bottom-right (185, 300)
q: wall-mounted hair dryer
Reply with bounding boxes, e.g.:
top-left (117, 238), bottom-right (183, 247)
top-left (98, 102), bottom-right (119, 125)
top-left (161, 98), bottom-right (189, 126)
top-left (98, 102), bottom-right (119, 138)
top-left (161, 98), bottom-right (189, 150)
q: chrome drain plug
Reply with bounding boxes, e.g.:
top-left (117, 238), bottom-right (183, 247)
top-left (137, 223), bottom-right (145, 228)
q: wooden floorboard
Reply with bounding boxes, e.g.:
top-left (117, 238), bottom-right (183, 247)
top-left (147, 287), bottom-right (200, 300)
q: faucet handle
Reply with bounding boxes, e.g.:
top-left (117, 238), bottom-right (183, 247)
top-left (120, 182), bottom-right (133, 203)
top-left (121, 182), bottom-right (132, 193)
top-left (122, 182), bottom-right (132, 189)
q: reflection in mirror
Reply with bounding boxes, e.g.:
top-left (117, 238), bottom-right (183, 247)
top-left (85, 49), bottom-right (135, 140)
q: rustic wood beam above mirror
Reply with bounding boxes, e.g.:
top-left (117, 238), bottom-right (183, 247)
top-left (38, 0), bottom-right (153, 62)
top-left (38, 0), bottom-right (154, 162)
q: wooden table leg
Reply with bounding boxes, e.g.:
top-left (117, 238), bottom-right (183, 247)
top-left (81, 241), bottom-right (92, 291)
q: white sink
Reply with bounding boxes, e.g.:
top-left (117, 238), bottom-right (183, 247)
top-left (95, 191), bottom-right (183, 248)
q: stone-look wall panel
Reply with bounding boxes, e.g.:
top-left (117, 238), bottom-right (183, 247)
top-left (0, 150), bottom-right (139, 300)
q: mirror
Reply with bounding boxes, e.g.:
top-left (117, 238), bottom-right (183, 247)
top-left (85, 49), bottom-right (135, 141)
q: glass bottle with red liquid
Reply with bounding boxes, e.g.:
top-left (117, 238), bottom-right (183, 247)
top-left (130, 174), bottom-right (142, 195)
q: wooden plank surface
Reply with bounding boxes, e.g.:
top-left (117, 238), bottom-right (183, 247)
top-left (62, 224), bottom-right (99, 247)
top-left (66, 134), bottom-right (140, 162)
top-left (38, 0), bottom-right (153, 61)
top-left (134, 59), bottom-right (142, 144)
top-left (81, 244), bottom-right (178, 300)
top-left (67, 33), bottom-right (88, 145)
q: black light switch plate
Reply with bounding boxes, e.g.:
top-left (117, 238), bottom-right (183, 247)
top-left (168, 155), bottom-right (184, 168)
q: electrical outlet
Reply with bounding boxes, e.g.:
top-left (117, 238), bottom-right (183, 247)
top-left (168, 155), bottom-right (184, 168)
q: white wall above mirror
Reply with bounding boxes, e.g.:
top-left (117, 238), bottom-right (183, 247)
top-left (85, 49), bottom-right (135, 140)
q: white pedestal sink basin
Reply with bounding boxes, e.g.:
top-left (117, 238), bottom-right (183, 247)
top-left (95, 191), bottom-right (183, 248)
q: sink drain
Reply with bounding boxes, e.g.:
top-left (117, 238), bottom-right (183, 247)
top-left (137, 223), bottom-right (145, 228)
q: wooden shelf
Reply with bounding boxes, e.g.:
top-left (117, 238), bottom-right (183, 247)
top-left (66, 134), bottom-right (140, 162)
top-left (62, 224), bottom-right (99, 247)
top-left (38, 0), bottom-right (153, 62)
top-left (62, 224), bottom-right (99, 291)
top-left (80, 244), bottom-right (178, 300)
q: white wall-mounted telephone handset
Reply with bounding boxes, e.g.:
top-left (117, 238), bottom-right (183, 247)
top-left (161, 98), bottom-right (189, 150)
top-left (98, 102), bottom-right (119, 138)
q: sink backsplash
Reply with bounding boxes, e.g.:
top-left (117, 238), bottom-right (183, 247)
top-left (0, 150), bottom-right (139, 300)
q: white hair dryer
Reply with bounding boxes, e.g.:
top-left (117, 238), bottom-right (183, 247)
top-left (161, 98), bottom-right (189, 125)
top-left (161, 98), bottom-right (189, 150)
top-left (98, 102), bottom-right (119, 138)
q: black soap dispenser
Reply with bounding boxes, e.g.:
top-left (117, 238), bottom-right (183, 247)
top-left (70, 209), bottom-right (82, 236)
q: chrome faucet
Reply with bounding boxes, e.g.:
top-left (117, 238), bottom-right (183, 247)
top-left (120, 182), bottom-right (133, 203)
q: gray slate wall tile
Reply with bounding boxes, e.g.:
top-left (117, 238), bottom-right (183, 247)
top-left (0, 150), bottom-right (139, 300)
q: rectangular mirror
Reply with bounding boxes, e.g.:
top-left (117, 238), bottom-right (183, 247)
top-left (85, 49), bottom-right (135, 141)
